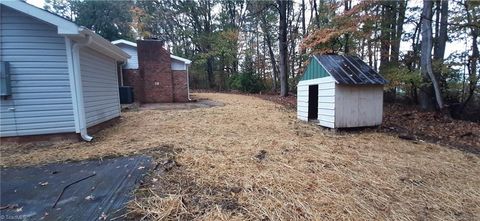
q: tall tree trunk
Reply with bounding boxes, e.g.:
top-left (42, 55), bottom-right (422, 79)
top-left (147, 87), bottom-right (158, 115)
top-left (433, 0), bottom-right (449, 92)
top-left (419, 0), bottom-right (444, 110)
top-left (379, 2), bottom-right (394, 73)
top-left (373, 5), bottom-right (380, 70)
top-left (278, 0), bottom-right (289, 96)
top-left (204, 0), bottom-right (214, 89)
top-left (433, 0), bottom-right (448, 60)
top-left (207, 57), bottom-right (214, 89)
top-left (264, 29), bottom-right (278, 92)
top-left (368, 39), bottom-right (373, 66)
top-left (301, 0), bottom-right (305, 36)
top-left (343, 0), bottom-right (351, 54)
top-left (460, 1), bottom-right (479, 111)
top-left (411, 21), bottom-right (421, 69)
top-left (391, 0), bottom-right (406, 64)
top-left (313, 0), bottom-right (320, 28)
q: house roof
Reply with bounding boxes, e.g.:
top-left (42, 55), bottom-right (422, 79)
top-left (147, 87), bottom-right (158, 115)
top-left (170, 55), bottom-right (192, 64)
top-left (1, 0), bottom-right (130, 61)
top-left (111, 39), bottom-right (137, 48)
top-left (112, 39), bottom-right (192, 65)
top-left (313, 55), bottom-right (388, 85)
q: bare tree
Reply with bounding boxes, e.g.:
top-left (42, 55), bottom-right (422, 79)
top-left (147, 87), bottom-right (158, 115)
top-left (277, 0), bottom-right (289, 97)
top-left (419, 0), bottom-right (444, 110)
top-left (459, 0), bottom-right (479, 111)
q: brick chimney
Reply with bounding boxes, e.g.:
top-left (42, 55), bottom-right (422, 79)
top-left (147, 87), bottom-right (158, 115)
top-left (137, 39), bottom-right (174, 103)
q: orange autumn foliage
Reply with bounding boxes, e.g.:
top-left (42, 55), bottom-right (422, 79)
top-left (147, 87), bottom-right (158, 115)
top-left (301, 0), bottom-right (377, 55)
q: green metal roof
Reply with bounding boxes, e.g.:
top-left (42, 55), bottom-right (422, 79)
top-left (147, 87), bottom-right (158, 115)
top-left (300, 57), bottom-right (330, 81)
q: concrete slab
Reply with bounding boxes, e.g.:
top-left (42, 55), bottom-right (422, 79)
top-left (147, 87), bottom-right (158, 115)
top-left (140, 99), bottom-right (223, 111)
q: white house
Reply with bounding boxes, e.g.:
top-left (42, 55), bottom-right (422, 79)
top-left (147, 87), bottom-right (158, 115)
top-left (110, 39), bottom-right (139, 70)
top-left (297, 55), bottom-right (388, 128)
top-left (0, 1), bottom-right (130, 141)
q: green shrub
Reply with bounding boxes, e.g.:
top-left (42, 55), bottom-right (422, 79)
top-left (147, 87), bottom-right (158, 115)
top-left (228, 72), bottom-right (265, 93)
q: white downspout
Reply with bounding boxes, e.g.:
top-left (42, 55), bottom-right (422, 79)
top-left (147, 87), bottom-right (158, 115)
top-left (186, 65), bottom-right (191, 101)
top-left (71, 35), bottom-right (93, 141)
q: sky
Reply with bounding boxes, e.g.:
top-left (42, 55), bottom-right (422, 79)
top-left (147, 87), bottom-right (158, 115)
top-left (26, 0), bottom-right (43, 8)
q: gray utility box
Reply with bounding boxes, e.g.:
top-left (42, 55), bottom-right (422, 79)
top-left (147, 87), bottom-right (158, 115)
top-left (0, 62), bottom-right (12, 98)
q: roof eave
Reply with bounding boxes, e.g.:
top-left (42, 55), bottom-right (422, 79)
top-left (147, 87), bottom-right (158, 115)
top-left (1, 1), bottom-right (79, 35)
top-left (1, 1), bottom-right (129, 61)
top-left (80, 29), bottom-right (130, 61)
top-left (170, 55), bottom-right (192, 64)
top-left (111, 39), bottom-right (137, 47)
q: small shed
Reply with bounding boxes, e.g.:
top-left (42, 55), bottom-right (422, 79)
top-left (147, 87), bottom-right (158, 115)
top-left (297, 55), bottom-right (388, 128)
top-left (0, 1), bottom-right (130, 141)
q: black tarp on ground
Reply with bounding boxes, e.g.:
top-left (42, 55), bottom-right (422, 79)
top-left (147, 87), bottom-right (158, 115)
top-left (0, 155), bottom-right (153, 221)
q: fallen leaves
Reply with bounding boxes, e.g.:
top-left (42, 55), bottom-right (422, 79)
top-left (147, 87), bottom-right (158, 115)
top-left (382, 103), bottom-right (480, 153)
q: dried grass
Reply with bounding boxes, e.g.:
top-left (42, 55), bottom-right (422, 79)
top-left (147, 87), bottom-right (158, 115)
top-left (1, 93), bottom-right (479, 220)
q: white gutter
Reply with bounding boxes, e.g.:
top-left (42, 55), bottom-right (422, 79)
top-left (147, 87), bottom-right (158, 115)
top-left (71, 35), bottom-right (93, 141)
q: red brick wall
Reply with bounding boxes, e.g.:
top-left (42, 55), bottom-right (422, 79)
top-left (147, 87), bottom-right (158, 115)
top-left (173, 70), bottom-right (189, 102)
top-left (123, 39), bottom-right (189, 103)
top-left (123, 69), bottom-right (144, 103)
top-left (137, 40), bottom-right (174, 103)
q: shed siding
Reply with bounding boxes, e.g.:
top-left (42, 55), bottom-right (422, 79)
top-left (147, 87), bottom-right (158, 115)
top-left (117, 44), bottom-right (138, 69)
top-left (297, 77), bottom-right (336, 128)
top-left (334, 85), bottom-right (383, 128)
top-left (297, 84), bottom-right (309, 121)
top-left (79, 48), bottom-right (121, 127)
top-left (0, 6), bottom-right (75, 137)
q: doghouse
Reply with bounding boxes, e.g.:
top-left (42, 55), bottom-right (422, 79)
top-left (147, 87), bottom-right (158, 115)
top-left (297, 55), bottom-right (388, 128)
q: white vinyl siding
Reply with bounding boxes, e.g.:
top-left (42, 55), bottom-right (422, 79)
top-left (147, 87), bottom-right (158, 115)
top-left (171, 60), bottom-right (187, 71)
top-left (335, 85), bottom-right (384, 128)
top-left (116, 44), bottom-right (138, 69)
top-left (297, 77), bottom-right (336, 128)
top-left (79, 48), bottom-right (120, 127)
top-left (0, 5), bottom-right (75, 137)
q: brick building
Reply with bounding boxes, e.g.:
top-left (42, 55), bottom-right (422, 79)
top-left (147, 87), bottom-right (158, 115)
top-left (112, 39), bottom-right (192, 103)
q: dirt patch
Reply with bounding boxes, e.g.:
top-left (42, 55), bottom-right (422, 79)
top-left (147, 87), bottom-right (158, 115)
top-left (1, 93), bottom-right (479, 220)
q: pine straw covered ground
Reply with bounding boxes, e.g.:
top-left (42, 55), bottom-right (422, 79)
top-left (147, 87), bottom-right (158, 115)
top-left (1, 93), bottom-right (479, 220)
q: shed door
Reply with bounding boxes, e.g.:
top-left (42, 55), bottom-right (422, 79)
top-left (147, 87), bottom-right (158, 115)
top-left (308, 85), bottom-right (318, 120)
